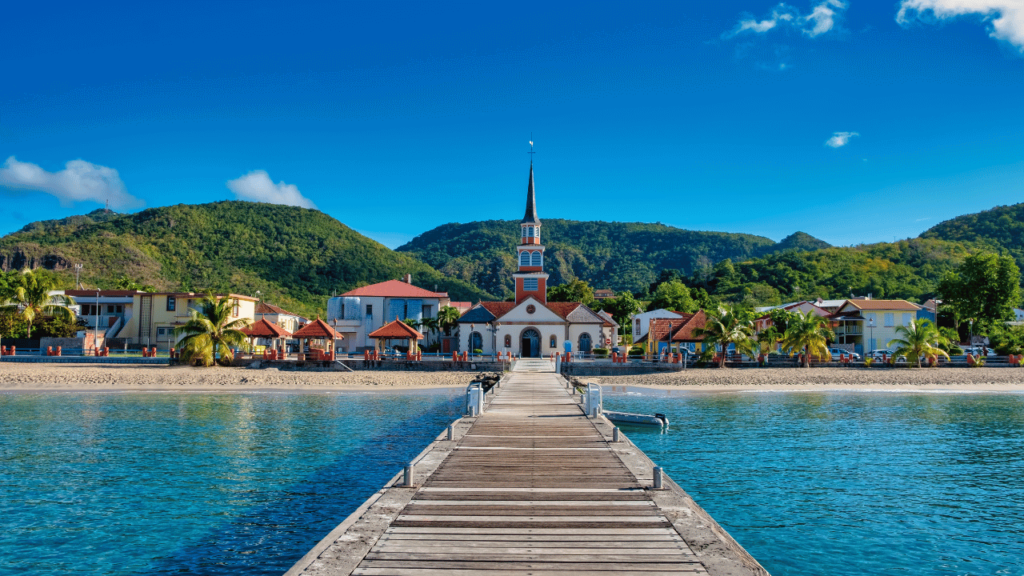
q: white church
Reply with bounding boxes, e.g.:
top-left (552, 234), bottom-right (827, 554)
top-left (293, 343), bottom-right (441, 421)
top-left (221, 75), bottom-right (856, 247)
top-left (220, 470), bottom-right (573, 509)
top-left (457, 160), bottom-right (617, 357)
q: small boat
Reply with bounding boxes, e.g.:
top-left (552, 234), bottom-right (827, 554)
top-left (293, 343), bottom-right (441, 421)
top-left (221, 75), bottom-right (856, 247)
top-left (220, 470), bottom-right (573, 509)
top-left (604, 410), bottom-right (669, 427)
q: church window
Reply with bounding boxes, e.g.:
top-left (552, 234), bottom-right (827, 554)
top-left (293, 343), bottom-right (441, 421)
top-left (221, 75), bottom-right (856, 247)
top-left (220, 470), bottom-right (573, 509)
top-left (504, 335), bottom-right (511, 347)
top-left (531, 251), bottom-right (541, 267)
top-left (471, 332), bottom-right (483, 352)
top-left (524, 278), bottom-right (538, 291)
top-left (520, 251), bottom-right (530, 267)
top-left (549, 335), bottom-right (557, 348)
top-left (528, 226), bottom-right (534, 237)
top-left (522, 227), bottom-right (527, 238)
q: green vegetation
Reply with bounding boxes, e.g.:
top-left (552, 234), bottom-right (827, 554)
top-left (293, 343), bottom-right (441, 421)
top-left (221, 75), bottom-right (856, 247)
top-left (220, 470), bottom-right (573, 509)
top-left (887, 319), bottom-right (950, 368)
top-left (174, 294), bottom-right (252, 367)
top-left (0, 269), bottom-right (77, 338)
top-left (922, 203), bottom-right (1024, 275)
top-left (547, 279), bottom-right (594, 304)
top-left (780, 310), bottom-right (834, 368)
top-left (937, 252), bottom-right (1021, 333)
top-left (0, 201), bottom-right (495, 318)
top-left (399, 220), bottom-right (830, 298)
top-left (694, 305), bottom-right (754, 368)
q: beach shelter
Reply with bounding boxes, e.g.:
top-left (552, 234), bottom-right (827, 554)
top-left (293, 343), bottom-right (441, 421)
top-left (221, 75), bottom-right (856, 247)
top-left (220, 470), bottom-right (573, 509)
top-left (369, 318), bottom-right (424, 355)
top-left (292, 317), bottom-right (342, 361)
top-left (240, 318), bottom-right (293, 356)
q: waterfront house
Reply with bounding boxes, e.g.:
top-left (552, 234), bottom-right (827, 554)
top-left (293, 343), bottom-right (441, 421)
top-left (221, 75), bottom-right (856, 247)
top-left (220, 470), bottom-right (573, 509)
top-left (115, 292), bottom-right (257, 350)
top-left (327, 276), bottom-right (454, 353)
top-left (830, 299), bottom-right (923, 355)
top-left (255, 302), bottom-right (307, 334)
top-left (64, 289), bottom-right (142, 342)
top-left (630, 309), bottom-right (685, 342)
top-left (754, 301), bottom-right (830, 333)
top-left (634, 311), bottom-right (709, 355)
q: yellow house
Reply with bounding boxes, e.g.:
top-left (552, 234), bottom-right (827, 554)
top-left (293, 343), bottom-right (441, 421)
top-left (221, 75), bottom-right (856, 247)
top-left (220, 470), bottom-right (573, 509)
top-left (832, 298), bottom-right (923, 355)
top-left (116, 292), bottom-right (257, 350)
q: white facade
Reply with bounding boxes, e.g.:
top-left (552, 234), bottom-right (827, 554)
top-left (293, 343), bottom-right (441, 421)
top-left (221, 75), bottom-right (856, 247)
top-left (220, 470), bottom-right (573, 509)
top-left (458, 297), bottom-right (607, 357)
top-left (631, 309), bottom-right (684, 341)
top-left (327, 282), bottom-right (449, 353)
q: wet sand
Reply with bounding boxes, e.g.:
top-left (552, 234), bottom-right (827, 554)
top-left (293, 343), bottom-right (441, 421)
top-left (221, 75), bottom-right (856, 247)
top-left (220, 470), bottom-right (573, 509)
top-left (591, 367), bottom-right (1024, 393)
top-left (0, 363), bottom-right (479, 392)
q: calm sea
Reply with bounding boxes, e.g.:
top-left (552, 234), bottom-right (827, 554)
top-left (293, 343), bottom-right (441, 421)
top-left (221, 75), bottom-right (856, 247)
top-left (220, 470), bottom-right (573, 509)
top-left (604, 387), bottom-right (1024, 576)
top-left (1, 388), bottom-right (1022, 576)
top-left (0, 390), bottom-right (462, 576)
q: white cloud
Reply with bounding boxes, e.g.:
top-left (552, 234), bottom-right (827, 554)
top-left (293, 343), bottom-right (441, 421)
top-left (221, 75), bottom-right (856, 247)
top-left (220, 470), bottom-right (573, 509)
top-left (826, 131), bottom-right (860, 147)
top-left (0, 156), bottom-right (143, 210)
top-left (727, 0), bottom-right (847, 38)
top-left (226, 170), bottom-right (317, 209)
top-left (896, 0), bottom-right (1024, 52)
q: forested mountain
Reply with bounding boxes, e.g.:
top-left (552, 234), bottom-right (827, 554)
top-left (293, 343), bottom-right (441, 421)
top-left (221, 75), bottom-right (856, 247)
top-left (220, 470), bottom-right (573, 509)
top-left (397, 219), bottom-right (832, 298)
top-left (0, 202), bottom-right (494, 316)
top-left (922, 203), bottom-right (1024, 272)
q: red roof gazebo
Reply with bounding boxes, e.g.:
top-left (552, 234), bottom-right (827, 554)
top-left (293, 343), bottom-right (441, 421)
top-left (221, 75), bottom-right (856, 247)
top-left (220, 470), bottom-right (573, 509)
top-left (369, 319), bottom-right (425, 352)
top-left (240, 318), bottom-right (293, 358)
top-left (292, 318), bottom-right (342, 361)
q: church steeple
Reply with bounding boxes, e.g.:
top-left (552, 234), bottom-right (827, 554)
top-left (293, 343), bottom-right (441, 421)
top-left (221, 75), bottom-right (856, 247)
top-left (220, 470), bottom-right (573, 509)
top-left (522, 161), bottom-right (540, 225)
top-left (514, 154), bottom-right (548, 304)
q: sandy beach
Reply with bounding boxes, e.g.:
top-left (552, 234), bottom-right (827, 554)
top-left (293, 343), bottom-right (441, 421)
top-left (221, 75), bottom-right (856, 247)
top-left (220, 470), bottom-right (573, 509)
top-left (0, 363), bottom-right (482, 392)
top-left (591, 367), bottom-right (1024, 393)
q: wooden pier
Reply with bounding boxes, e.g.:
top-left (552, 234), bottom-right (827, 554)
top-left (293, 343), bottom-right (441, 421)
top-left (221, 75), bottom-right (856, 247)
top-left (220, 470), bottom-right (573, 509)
top-left (286, 359), bottom-right (768, 576)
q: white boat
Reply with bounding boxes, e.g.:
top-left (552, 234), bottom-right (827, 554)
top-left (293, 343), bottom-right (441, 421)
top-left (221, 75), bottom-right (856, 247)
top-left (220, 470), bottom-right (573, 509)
top-left (604, 410), bottom-right (668, 427)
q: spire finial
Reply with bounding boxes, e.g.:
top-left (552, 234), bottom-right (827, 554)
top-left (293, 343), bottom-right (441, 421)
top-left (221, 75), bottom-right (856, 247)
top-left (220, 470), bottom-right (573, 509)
top-left (528, 134), bottom-right (534, 162)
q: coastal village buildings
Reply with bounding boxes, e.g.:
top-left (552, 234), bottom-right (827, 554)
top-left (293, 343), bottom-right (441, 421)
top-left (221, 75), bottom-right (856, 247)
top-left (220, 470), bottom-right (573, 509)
top-left (635, 311), bottom-right (709, 355)
top-left (327, 277), bottom-right (455, 354)
top-left (456, 161), bottom-right (612, 357)
top-left (754, 301), bottom-right (830, 332)
top-left (65, 289), bottom-right (139, 342)
top-left (632, 309), bottom-right (686, 342)
top-left (831, 299), bottom-right (923, 355)
top-left (255, 302), bottom-right (307, 334)
top-left (117, 292), bottom-right (257, 350)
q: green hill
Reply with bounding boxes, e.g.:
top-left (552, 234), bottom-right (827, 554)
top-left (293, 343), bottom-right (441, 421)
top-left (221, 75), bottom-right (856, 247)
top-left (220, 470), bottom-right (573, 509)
top-left (921, 203), bottom-right (1024, 270)
top-left (0, 201), bottom-right (495, 317)
top-left (397, 219), bottom-right (831, 298)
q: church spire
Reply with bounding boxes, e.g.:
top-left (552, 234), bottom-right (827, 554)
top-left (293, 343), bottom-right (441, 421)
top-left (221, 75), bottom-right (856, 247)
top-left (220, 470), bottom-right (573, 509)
top-left (522, 157), bottom-right (540, 225)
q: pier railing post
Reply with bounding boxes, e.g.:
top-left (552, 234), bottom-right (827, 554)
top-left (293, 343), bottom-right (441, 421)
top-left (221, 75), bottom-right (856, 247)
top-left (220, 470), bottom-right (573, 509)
top-left (612, 427), bottom-right (620, 442)
top-left (653, 466), bottom-right (663, 489)
top-left (403, 464), bottom-right (414, 487)
top-left (447, 424), bottom-right (454, 441)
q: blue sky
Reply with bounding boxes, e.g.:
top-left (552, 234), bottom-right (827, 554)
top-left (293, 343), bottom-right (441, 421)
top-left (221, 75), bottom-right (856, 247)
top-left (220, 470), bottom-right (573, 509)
top-left (1, 0), bottom-right (1022, 248)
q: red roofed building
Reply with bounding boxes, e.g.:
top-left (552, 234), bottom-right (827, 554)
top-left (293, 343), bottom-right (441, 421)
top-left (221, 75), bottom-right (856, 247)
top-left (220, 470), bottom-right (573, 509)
top-left (456, 155), bottom-right (616, 357)
top-left (326, 274), bottom-right (457, 353)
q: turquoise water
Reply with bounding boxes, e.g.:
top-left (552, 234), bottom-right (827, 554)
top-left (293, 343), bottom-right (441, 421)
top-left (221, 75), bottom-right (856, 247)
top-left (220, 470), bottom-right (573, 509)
top-left (603, 387), bottom-right (1024, 576)
top-left (0, 390), bottom-right (462, 576)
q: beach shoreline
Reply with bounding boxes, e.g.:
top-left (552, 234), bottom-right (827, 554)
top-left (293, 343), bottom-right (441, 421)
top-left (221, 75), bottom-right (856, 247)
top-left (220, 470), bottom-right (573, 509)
top-left (2, 364), bottom-right (1023, 394)
top-left (0, 364), bottom-right (481, 393)
top-left (590, 367), bottom-right (1024, 393)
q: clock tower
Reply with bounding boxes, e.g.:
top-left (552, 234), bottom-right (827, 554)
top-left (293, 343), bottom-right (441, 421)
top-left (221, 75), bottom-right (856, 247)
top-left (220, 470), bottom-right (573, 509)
top-left (513, 160), bottom-right (548, 304)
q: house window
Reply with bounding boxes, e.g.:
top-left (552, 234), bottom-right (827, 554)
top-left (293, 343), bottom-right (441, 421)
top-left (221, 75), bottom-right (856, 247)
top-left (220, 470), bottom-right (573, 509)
top-left (520, 251), bottom-right (530, 266)
top-left (116, 305), bottom-right (123, 314)
top-left (902, 313), bottom-right (912, 326)
top-left (884, 313), bottom-right (894, 327)
top-left (524, 278), bottom-right (538, 291)
top-left (504, 335), bottom-right (512, 347)
top-left (107, 305), bottom-right (114, 313)
top-left (422, 305), bottom-right (433, 318)
top-left (549, 335), bottom-right (557, 348)
top-left (157, 327), bottom-right (167, 336)
top-left (339, 303), bottom-right (345, 319)
top-left (866, 312), bottom-right (876, 326)
top-left (233, 299), bottom-right (240, 317)
top-left (531, 252), bottom-right (541, 267)
top-left (167, 297), bottom-right (176, 312)
top-left (366, 304), bottom-right (373, 317)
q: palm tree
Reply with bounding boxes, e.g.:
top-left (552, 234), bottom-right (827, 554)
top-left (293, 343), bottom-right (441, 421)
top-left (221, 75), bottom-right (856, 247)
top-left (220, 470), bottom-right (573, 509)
top-left (0, 269), bottom-right (76, 339)
top-left (887, 319), bottom-right (950, 368)
top-left (694, 305), bottom-right (753, 368)
top-left (173, 294), bottom-right (252, 367)
top-left (780, 311), bottom-right (833, 368)
top-left (436, 305), bottom-right (461, 336)
top-left (738, 338), bottom-right (774, 366)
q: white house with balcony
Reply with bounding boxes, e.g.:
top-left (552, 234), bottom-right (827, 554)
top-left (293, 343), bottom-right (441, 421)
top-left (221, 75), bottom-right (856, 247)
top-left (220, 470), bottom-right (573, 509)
top-left (326, 276), bottom-right (454, 353)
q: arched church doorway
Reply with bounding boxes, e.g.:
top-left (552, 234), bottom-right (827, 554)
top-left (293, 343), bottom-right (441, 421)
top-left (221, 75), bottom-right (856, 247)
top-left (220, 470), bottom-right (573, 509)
top-left (579, 332), bottom-right (593, 353)
top-left (520, 328), bottom-right (540, 358)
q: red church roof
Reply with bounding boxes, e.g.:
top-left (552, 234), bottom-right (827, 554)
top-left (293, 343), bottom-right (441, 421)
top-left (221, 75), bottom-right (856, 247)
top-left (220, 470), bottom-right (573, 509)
top-left (293, 318), bottom-right (342, 339)
top-left (369, 319), bottom-right (425, 340)
top-left (341, 280), bottom-right (448, 298)
top-left (240, 318), bottom-right (292, 339)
